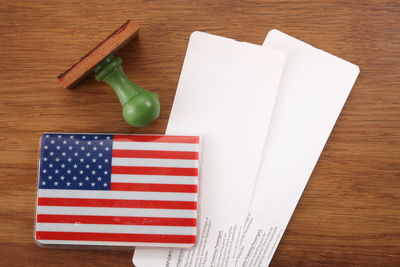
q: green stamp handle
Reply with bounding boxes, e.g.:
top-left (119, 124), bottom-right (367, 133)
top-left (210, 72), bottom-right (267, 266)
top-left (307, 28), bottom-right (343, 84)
top-left (94, 55), bottom-right (160, 127)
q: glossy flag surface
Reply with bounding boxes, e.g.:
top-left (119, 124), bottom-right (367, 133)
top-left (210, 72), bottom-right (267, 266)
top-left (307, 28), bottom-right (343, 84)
top-left (35, 133), bottom-right (200, 248)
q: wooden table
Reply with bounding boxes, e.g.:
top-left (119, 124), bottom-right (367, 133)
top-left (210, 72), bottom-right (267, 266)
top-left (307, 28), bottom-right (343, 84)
top-left (0, 1), bottom-right (399, 266)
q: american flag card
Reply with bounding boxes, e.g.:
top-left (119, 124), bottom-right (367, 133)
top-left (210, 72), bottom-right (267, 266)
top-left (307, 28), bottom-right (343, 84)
top-left (35, 133), bottom-right (200, 248)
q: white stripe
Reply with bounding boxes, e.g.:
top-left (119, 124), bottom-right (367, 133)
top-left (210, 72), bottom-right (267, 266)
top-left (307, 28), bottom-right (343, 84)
top-left (35, 239), bottom-right (194, 247)
top-left (111, 157), bottom-right (198, 168)
top-left (38, 189), bottom-right (196, 201)
top-left (111, 174), bottom-right (197, 185)
top-left (37, 206), bottom-right (197, 218)
top-left (36, 223), bottom-right (196, 235)
top-left (113, 141), bottom-right (199, 152)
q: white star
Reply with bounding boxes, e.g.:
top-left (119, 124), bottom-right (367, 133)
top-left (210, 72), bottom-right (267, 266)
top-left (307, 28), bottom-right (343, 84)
top-left (87, 141), bottom-right (92, 145)
top-left (105, 147), bottom-right (109, 151)
top-left (44, 145), bottom-right (48, 150)
top-left (79, 170), bottom-right (84, 174)
top-left (55, 158), bottom-right (60, 162)
top-left (93, 147), bottom-right (97, 151)
top-left (106, 136), bottom-right (111, 140)
top-left (73, 164), bottom-right (78, 168)
top-left (57, 135), bottom-right (62, 138)
top-left (73, 176), bottom-right (77, 180)
top-left (104, 159), bottom-right (109, 163)
top-left (60, 176), bottom-right (65, 180)
top-left (86, 152), bottom-right (91, 157)
top-left (70, 135), bottom-right (74, 139)
top-left (97, 177), bottom-right (102, 181)
top-left (82, 136), bottom-right (86, 139)
top-left (50, 140), bottom-right (55, 144)
top-left (94, 136), bottom-right (98, 139)
top-left (67, 169), bottom-right (71, 174)
top-left (42, 169), bottom-right (47, 173)
top-left (56, 146), bottom-right (60, 150)
top-left (92, 158), bottom-right (97, 163)
top-left (85, 164), bottom-right (90, 169)
top-left (55, 169), bottom-right (59, 174)
top-left (67, 158), bottom-right (72, 162)
top-left (43, 157), bottom-right (48, 161)
top-left (98, 153), bottom-right (103, 157)
top-left (49, 152), bottom-right (54, 156)
top-left (92, 170), bottom-right (96, 175)
top-left (103, 183), bottom-right (108, 187)
top-left (61, 164), bottom-right (65, 168)
top-left (79, 182), bottom-right (83, 186)
top-left (63, 140), bottom-right (67, 144)
top-left (98, 165), bottom-right (102, 169)
top-left (49, 163), bottom-right (53, 168)
top-left (104, 171), bottom-right (108, 175)
top-left (45, 134), bottom-right (49, 138)
top-left (91, 182), bottom-right (95, 186)
top-left (68, 146), bottom-right (73, 150)
top-left (48, 175), bottom-right (53, 180)
top-left (42, 181), bottom-right (46, 185)
top-left (54, 181), bottom-right (58, 186)
top-left (80, 158), bottom-right (84, 162)
top-left (75, 140), bottom-right (79, 144)
top-left (74, 152), bottom-right (78, 157)
top-left (85, 176), bottom-right (89, 181)
top-left (66, 182), bottom-right (71, 186)
top-left (99, 141), bottom-right (104, 145)
top-left (81, 146), bottom-right (85, 150)
top-left (62, 152), bottom-right (66, 156)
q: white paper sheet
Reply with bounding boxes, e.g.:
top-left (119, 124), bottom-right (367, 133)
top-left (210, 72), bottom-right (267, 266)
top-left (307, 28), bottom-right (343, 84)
top-left (235, 29), bottom-right (360, 266)
top-left (133, 31), bottom-right (285, 267)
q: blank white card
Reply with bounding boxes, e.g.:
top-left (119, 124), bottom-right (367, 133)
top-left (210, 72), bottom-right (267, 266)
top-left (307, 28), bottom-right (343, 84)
top-left (236, 29), bottom-right (360, 266)
top-left (134, 31), bottom-right (285, 266)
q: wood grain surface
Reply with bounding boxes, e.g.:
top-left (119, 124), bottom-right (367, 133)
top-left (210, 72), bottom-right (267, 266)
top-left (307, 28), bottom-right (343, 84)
top-left (0, 1), bottom-right (399, 266)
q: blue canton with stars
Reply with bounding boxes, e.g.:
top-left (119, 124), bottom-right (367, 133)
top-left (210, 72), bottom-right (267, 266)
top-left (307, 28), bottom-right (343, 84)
top-left (39, 133), bottom-right (114, 190)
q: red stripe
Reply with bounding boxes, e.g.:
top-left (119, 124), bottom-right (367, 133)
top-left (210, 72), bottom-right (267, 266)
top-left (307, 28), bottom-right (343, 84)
top-left (112, 166), bottom-right (198, 176)
top-left (114, 135), bottom-right (199, 144)
top-left (37, 214), bottom-right (196, 227)
top-left (111, 183), bottom-right (198, 193)
top-left (112, 149), bottom-right (199, 160)
top-left (37, 197), bottom-right (197, 210)
top-left (36, 231), bottom-right (196, 244)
